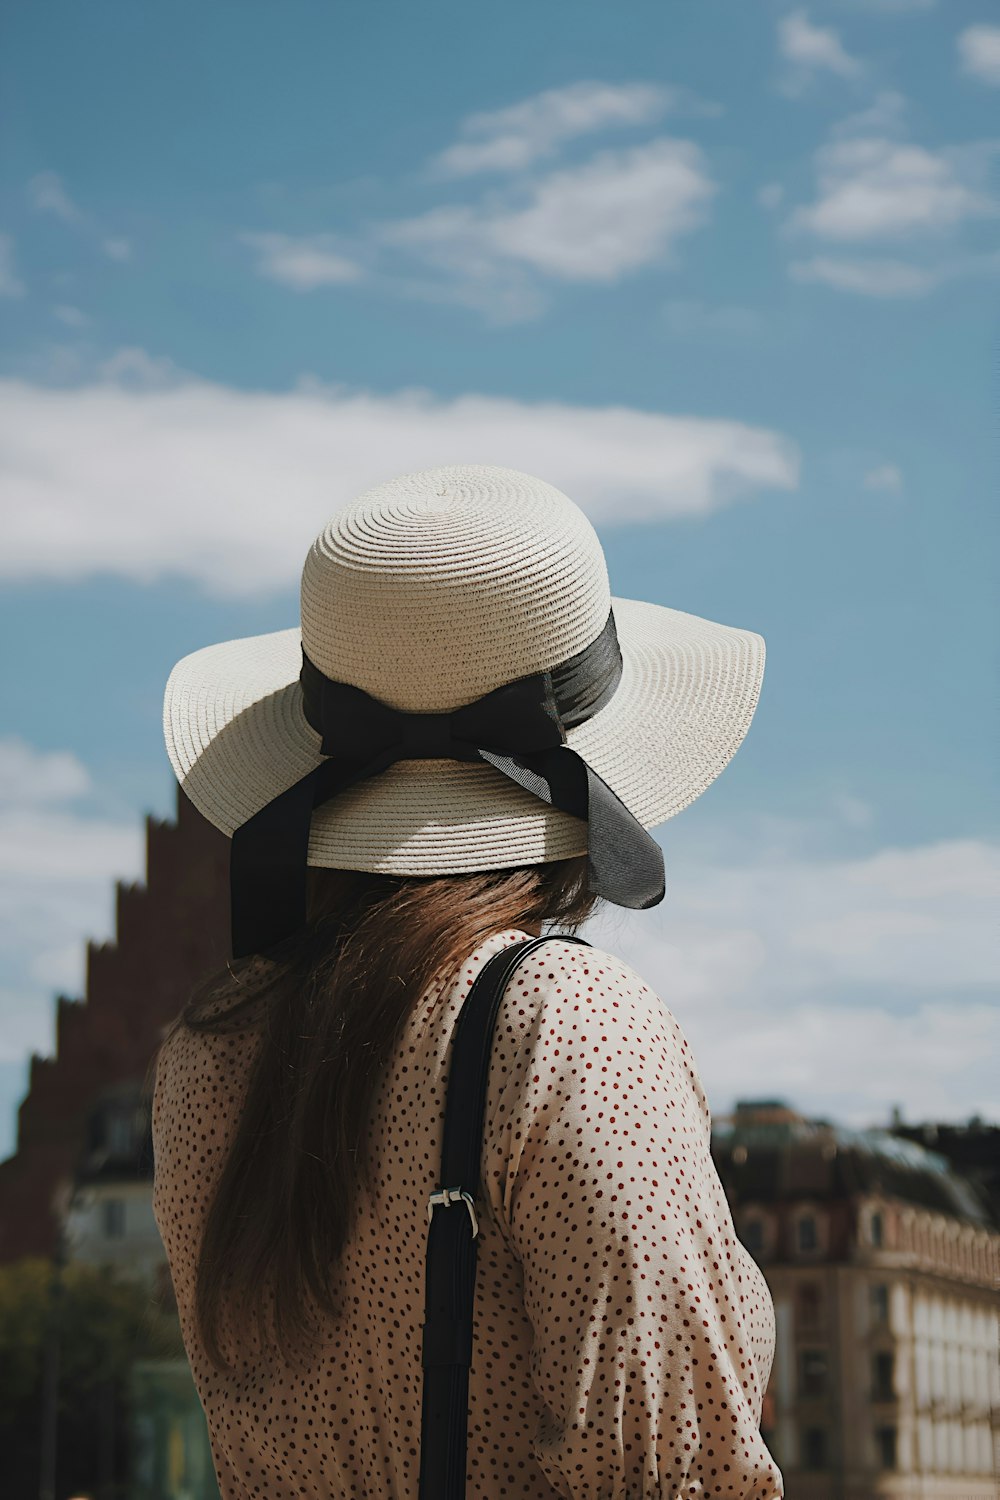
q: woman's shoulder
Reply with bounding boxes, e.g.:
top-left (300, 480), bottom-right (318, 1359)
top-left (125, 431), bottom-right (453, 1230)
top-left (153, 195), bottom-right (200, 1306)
top-left (500, 931), bottom-right (712, 1132)
top-left (516, 931), bottom-right (687, 1032)
top-left (151, 1010), bottom-right (261, 1136)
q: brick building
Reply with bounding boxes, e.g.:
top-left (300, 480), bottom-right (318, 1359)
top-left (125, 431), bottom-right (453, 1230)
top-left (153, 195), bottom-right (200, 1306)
top-left (0, 788), bottom-right (230, 1263)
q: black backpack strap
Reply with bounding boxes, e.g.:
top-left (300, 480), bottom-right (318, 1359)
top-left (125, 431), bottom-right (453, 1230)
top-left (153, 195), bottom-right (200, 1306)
top-left (418, 933), bottom-right (592, 1499)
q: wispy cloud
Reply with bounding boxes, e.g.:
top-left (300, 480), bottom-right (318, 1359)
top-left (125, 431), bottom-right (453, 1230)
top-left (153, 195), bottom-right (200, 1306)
top-left (958, 25), bottom-right (1000, 86)
top-left (102, 236), bottom-right (132, 262)
top-left (240, 82), bottom-right (720, 322)
top-left (239, 231), bottom-right (364, 290)
top-left (781, 101), bottom-right (1000, 295)
top-left (382, 138), bottom-right (716, 307)
top-left (777, 9), bottom-right (864, 94)
top-left (28, 170), bottom-right (83, 223)
top-left (95, 346), bottom-right (185, 386)
top-left (758, 182), bottom-right (785, 210)
top-left (0, 738), bottom-right (91, 805)
top-left (787, 136), bottom-right (999, 240)
top-left (830, 89), bottom-right (908, 139)
top-left (0, 356), bottom-right (799, 596)
top-left (790, 254), bottom-right (937, 295)
top-left (25, 172), bottom-right (132, 264)
top-left (52, 304), bottom-right (92, 328)
top-left (0, 235), bottom-right (25, 298)
top-left (591, 829), bottom-right (1000, 1122)
top-left (427, 80), bottom-right (717, 178)
top-left (0, 739), bottom-right (144, 1063)
top-left (790, 248), bottom-right (1000, 297)
top-left (864, 462), bottom-right (903, 491)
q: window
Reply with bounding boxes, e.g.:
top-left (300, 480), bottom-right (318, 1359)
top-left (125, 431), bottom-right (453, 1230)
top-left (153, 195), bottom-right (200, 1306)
top-left (797, 1214), bottom-right (818, 1252)
top-left (872, 1351), bottom-right (894, 1402)
top-left (803, 1428), bottom-right (827, 1470)
top-left (871, 1284), bottom-right (889, 1326)
top-left (102, 1199), bottom-right (126, 1238)
top-left (799, 1349), bottom-right (828, 1397)
top-left (797, 1282), bottom-right (821, 1330)
top-left (107, 1112), bottom-right (133, 1157)
top-left (870, 1211), bottom-right (884, 1248)
top-left (875, 1426), bottom-right (897, 1469)
top-left (742, 1218), bottom-right (764, 1254)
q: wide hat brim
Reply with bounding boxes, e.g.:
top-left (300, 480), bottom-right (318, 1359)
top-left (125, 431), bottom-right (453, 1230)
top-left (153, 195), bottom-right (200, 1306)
top-left (164, 595), bottom-right (764, 876)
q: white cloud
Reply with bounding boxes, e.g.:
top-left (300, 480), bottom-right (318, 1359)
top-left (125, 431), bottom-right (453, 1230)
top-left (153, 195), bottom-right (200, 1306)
top-left (791, 254), bottom-right (937, 295)
top-left (0, 739), bottom-right (91, 805)
top-left (237, 89), bottom-right (719, 321)
top-left (102, 236), bottom-right (132, 262)
top-left (24, 174), bottom-right (131, 264)
top-left (52, 303), bottom-right (92, 328)
top-left (428, 80), bottom-right (679, 178)
top-left (958, 25), bottom-right (1000, 86)
top-left (778, 9), bottom-right (863, 80)
top-left (781, 101), bottom-right (1000, 295)
top-left (787, 135), bottom-right (1000, 241)
top-left (384, 138), bottom-right (716, 288)
top-left (758, 182), bottom-right (785, 209)
top-left (95, 346), bottom-right (184, 386)
top-left (28, 171), bottom-right (83, 223)
top-left (0, 234), bottom-right (25, 298)
top-left (0, 740), bottom-right (145, 1061)
top-left (0, 358), bottom-right (800, 596)
top-left (662, 299), bottom-right (763, 335)
top-left (831, 89), bottom-right (908, 138)
top-left (864, 462), bottom-right (903, 491)
top-left (597, 831), bottom-right (1000, 1003)
top-left (587, 831), bottom-right (1000, 1123)
top-left (833, 793), bottom-right (875, 828)
top-left (790, 248), bottom-right (1000, 296)
top-left (694, 996), bottom-right (998, 1126)
top-left (239, 231), bottom-right (364, 290)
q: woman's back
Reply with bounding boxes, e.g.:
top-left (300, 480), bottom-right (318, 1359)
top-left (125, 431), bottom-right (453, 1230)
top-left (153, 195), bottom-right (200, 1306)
top-left (153, 929), bottom-right (781, 1499)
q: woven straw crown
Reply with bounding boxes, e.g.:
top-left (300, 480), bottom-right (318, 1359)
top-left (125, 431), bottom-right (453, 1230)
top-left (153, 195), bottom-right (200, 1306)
top-left (301, 467), bottom-right (610, 711)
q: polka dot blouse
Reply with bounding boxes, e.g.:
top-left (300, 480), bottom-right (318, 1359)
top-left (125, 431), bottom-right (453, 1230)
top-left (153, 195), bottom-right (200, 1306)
top-left (152, 928), bottom-right (784, 1498)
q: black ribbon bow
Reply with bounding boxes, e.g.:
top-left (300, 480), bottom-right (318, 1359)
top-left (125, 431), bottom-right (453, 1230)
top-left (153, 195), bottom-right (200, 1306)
top-left (229, 608), bottom-right (665, 957)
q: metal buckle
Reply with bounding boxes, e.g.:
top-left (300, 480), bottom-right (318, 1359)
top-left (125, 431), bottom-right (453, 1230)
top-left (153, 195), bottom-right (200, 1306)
top-left (426, 1186), bottom-right (479, 1239)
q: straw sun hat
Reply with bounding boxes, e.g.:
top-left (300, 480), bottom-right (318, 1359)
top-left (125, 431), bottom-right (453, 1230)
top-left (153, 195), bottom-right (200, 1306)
top-left (163, 464), bottom-right (765, 958)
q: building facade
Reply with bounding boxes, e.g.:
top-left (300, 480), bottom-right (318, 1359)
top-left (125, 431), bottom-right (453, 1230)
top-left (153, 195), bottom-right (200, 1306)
top-left (713, 1100), bottom-right (1000, 1499)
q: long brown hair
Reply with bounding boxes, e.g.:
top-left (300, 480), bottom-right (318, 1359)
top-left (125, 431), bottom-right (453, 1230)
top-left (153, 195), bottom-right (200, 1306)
top-left (165, 856), bottom-right (599, 1372)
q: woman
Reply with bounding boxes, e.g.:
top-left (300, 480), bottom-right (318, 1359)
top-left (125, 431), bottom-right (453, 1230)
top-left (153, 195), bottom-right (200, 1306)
top-left (152, 464), bottom-right (784, 1498)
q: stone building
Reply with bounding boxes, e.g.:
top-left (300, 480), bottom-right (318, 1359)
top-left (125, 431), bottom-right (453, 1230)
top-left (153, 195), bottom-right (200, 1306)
top-left (713, 1099), bottom-right (1000, 1499)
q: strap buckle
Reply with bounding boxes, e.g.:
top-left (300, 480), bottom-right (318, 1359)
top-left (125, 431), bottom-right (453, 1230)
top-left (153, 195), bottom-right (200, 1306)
top-left (427, 1187), bottom-right (479, 1239)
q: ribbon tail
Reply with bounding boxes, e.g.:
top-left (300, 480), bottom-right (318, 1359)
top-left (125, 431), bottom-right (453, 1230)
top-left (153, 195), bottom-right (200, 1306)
top-left (229, 752), bottom-right (399, 958)
top-left (477, 746), bottom-right (665, 910)
top-left (229, 765), bottom-right (323, 959)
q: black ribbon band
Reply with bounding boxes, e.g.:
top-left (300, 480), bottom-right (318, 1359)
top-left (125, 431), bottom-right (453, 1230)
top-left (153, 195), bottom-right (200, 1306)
top-left (229, 607), bottom-right (664, 957)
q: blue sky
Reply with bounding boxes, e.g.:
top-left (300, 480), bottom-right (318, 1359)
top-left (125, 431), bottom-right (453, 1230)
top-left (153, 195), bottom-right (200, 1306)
top-left (1, 0), bottom-right (998, 1159)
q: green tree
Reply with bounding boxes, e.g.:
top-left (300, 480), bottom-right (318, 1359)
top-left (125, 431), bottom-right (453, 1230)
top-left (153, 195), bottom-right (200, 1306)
top-left (0, 1257), bottom-right (182, 1500)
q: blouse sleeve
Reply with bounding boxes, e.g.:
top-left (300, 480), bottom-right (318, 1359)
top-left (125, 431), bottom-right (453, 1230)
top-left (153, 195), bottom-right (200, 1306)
top-left (484, 938), bottom-right (783, 1500)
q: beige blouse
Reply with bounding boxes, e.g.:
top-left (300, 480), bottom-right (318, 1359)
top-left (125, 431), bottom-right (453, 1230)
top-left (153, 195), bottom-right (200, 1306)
top-left (153, 928), bottom-right (784, 1499)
